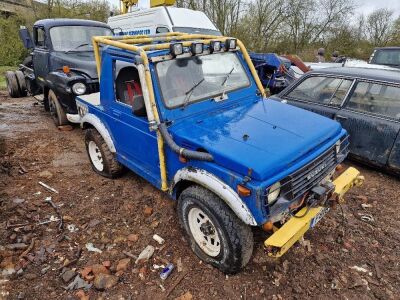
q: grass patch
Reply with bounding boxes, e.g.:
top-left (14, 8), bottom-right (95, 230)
top-left (0, 66), bottom-right (17, 90)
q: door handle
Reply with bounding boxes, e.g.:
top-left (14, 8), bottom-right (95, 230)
top-left (335, 115), bottom-right (348, 121)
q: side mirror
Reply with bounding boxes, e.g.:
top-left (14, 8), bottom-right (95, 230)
top-left (19, 27), bottom-right (33, 49)
top-left (132, 96), bottom-right (147, 117)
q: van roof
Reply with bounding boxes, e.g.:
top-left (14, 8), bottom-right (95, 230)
top-left (34, 18), bottom-right (111, 29)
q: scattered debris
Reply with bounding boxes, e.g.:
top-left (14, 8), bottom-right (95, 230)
top-left (153, 234), bottom-right (165, 245)
top-left (85, 243), bottom-right (102, 254)
top-left (350, 265), bottom-right (373, 276)
top-left (18, 163), bottom-right (28, 174)
top-left (38, 181), bottom-right (59, 194)
top-left (44, 197), bottom-right (63, 230)
top-left (75, 290), bottom-right (89, 300)
top-left (135, 245), bottom-right (155, 264)
top-left (116, 258), bottom-right (131, 273)
top-left (176, 258), bottom-right (183, 273)
top-left (359, 214), bottom-right (375, 223)
top-left (6, 243), bottom-right (28, 250)
top-left (361, 203), bottom-right (373, 209)
top-left (127, 233), bottom-right (139, 242)
top-left (93, 273), bottom-right (119, 291)
top-left (65, 275), bottom-right (92, 291)
top-left (299, 238), bottom-right (312, 252)
top-left (91, 264), bottom-right (110, 275)
top-left (57, 125), bottom-right (74, 131)
top-left (122, 250), bottom-right (137, 260)
top-left (160, 263), bottom-right (174, 280)
top-left (19, 237), bottom-right (36, 259)
top-left (38, 170), bottom-right (53, 179)
top-left (143, 206), bottom-right (153, 217)
top-left (61, 269), bottom-right (76, 283)
top-left (12, 198), bottom-right (25, 205)
top-left (67, 224), bottom-right (79, 233)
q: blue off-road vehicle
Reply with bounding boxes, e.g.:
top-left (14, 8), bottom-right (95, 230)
top-left (73, 33), bottom-right (363, 273)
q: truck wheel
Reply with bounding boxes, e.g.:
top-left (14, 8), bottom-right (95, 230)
top-left (177, 185), bottom-right (254, 274)
top-left (5, 71), bottom-right (20, 98)
top-left (15, 71), bottom-right (27, 97)
top-left (48, 90), bottom-right (68, 126)
top-left (85, 128), bottom-right (124, 178)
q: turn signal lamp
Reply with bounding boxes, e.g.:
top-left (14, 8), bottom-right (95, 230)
top-left (262, 221), bottom-right (273, 232)
top-left (209, 41), bottom-right (222, 53)
top-left (190, 43), bottom-right (204, 55)
top-left (237, 184), bottom-right (251, 197)
top-left (170, 43), bottom-right (184, 57)
top-left (225, 39), bottom-right (237, 51)
top-left (62, 65), bottom-right (71, 74)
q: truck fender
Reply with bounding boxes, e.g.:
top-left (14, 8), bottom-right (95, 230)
top-left (172, 168), bottom-right (257, 226)
top-left (80, 113), bottom-right (116, 153)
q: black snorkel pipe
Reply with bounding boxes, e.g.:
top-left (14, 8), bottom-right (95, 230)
top-left (158, 123), bottom-right (214, 162)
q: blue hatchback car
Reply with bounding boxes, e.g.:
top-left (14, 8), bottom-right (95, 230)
top-left (72, 33), bottom-right (363, 273)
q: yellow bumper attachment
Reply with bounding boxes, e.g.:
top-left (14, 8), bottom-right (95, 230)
top-left (264, 167), bottom-right (364, 258)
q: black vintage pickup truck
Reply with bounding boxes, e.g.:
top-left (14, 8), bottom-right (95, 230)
top-left (5, 19), bottom-right (112, 126)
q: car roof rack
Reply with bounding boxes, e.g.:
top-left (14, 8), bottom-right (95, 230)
top-left (91, 32), bottom-right (265, 97)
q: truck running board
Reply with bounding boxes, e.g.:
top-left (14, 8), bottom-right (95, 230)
top-left (264, 167), bottom-right (364, 258)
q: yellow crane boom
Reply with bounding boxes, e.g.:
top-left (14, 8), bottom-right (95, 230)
top-left (120, 0), bottom-right (176, 14)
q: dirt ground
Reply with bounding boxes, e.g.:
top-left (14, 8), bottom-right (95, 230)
top-left (0, 91), bottom-right (399, 300)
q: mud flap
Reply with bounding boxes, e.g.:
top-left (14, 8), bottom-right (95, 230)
top-left (264, 167), bottom-right (364, 258)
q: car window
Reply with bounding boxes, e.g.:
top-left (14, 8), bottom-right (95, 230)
top-left (287, 76), bottom-right (352, 106)
top-left (35, 27), bottom-right (45, 47)
top-left (346, 82), bottom-right (400, 119)
top-left (373, 50), bottom-right (400, 67)
top-left (113, 60), bottom-right (142, 108)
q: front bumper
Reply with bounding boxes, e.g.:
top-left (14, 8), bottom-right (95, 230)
top-left (264, 167), bottom-right (364, 258)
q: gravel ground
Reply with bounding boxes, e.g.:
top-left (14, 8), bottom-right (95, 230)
top-left (0, 92), bottom-right (399, 300)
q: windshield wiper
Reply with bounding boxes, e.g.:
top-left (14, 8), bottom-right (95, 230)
top-left (65, 43), bottom-right (91, 54)
top-left (216, 66), bottom-right (235, 100)
top-left (182, 78), bottom-right (205, 109)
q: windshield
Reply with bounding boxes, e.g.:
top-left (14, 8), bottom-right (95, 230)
top-left (156, 52), bottom-right (250, 109)
top-left (373, 49), bottom-right (400, 67)
top-left (173, 26), bottom-right (222, 36)
top-left (50, 26), bottom-right (113, 52)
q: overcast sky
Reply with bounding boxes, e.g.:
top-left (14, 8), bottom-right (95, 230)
top-left (108, 0), bottom-right (400, 17)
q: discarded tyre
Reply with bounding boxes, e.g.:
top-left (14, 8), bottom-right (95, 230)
top-left (5, 71), bottom-right (20, 98)
top-left (15, 70), bottom-right (27, 97)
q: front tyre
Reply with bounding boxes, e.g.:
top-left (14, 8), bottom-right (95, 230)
top-left (84, 128), bottom-right (124, 178)
top-left (48, 90), bottom-right (68, 126)
top-left (178, 185), bottom-right (253, 274)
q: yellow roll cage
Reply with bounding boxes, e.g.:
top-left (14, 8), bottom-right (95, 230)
top-left (91, 32), bottom-right (266, 191)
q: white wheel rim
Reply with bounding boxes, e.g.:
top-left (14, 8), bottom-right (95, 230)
top-left (188, 207), bottom-right (221, 257)
top-left (88, 141), bottom-right (104, 171)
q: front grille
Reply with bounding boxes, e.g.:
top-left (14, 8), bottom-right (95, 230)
top-left (275, 136), bottom-right (350, 201)
top-left (285, 147), bottom-right (337, 199)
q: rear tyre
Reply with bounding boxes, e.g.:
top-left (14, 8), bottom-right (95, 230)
top-left (177, 185), bottom-right (254, 274)
top-left (48, 90), bottom-right (68, 126)
top-left (5, 71), bottom-right (20, 98)
top-left (15, 71), bottom-right (27, 97)
top-left (85, 128), bottom-right (124, 178)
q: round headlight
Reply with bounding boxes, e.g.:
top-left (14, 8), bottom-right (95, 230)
top-left (72, 82), bottom-right (86, 95)
top-left (267, 182), bottom-right (281, 205)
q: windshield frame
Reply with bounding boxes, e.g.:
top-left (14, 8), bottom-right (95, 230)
top-left (154, 51), bottom-right (251, 110)
top-left (49, 25), bottom-right (113, 52)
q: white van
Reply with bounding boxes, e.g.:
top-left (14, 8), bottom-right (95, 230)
top-left (108, 6), bottom-right (221, 36)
